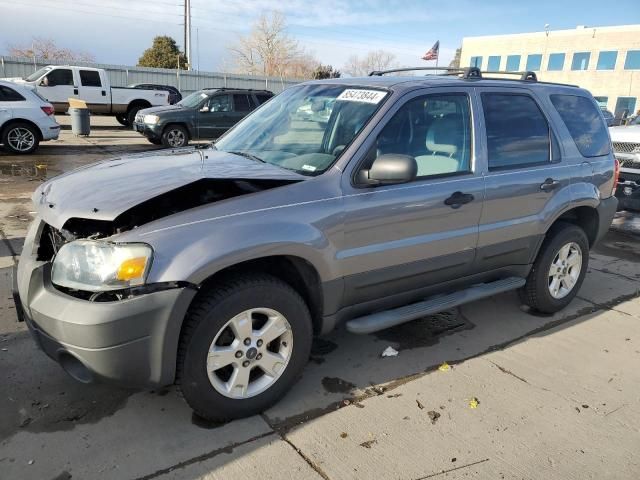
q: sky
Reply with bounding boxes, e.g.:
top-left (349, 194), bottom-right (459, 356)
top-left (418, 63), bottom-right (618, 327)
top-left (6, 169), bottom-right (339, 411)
top-left (1, 0), bottom-right (640, 74)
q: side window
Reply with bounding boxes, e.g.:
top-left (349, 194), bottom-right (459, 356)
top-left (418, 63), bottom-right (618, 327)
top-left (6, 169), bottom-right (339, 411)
top-left (233, 94), bottom-right (252, 112)
top-left (79, 70), bottom-right (102, 87)
top-left (481, 93), bottom-right (550, 170)
top-left (550, 94), bottom-right (610, 157)
top-left (373, 93), bottom-right (472, 178)
top-left (43, 69), bottom-right (74, 86)
top-left (256, 94), bottom-right (272, 104)
top-left (0, 85), bottom-right (26, 101)
top-left (208, 95), bottom-right (231, 112)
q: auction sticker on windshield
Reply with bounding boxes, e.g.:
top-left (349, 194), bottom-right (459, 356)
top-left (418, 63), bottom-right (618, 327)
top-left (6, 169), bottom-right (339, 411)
top-left (337, 89), bottom-right (387, 104)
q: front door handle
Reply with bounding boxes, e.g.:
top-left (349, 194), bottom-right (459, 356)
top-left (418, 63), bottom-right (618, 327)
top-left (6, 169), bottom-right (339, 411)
top-left (444, 191), bottom-right (475, 209)
top-left (540, 178), bottom-right (560, 191)
top-left (73, 87), bottom-right (78, 95)
top-left (102, 90), bottom-right (106, 96)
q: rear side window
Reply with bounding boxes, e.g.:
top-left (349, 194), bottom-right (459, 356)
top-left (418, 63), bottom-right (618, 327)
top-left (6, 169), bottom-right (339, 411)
top-left (0, 85), bottom-right (25, 101)
top-left (45, 69), bottom-right (74, 86)
top-left (550, 94), bottom-right (610, 157)
top-left (233, 94), bottom-right (252, 112)
top-left (481, 93), bottom-right (550, 169)
top-left (79, 70), bottom-right (102, 87)
top-left (256, 93), bottom-right (272, 104)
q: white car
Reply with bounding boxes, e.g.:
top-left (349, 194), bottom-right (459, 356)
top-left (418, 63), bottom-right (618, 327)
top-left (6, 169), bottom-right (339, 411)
top-left (609, 122), bottom-right (640, 211)
top-left (0, 80), bottom-right (60, 154)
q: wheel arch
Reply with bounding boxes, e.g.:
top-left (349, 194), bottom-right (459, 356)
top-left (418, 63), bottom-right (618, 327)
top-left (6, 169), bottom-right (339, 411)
top-left (162, 122), bottom-right (192, 140)
top-left (127, 99), bottom-right (152, 113)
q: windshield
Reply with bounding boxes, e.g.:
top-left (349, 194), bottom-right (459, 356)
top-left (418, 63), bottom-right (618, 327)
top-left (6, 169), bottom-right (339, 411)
top-left (178, 91), bottom-right (209, 108)
top-left (215, 84), bottom-right (388, 176)
top-left (25, 66), bottom-right (52, 82)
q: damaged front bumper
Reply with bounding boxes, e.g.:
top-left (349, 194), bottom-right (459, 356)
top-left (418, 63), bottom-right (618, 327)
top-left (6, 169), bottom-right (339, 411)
top-left (14, 218), bottom-right (197, 388)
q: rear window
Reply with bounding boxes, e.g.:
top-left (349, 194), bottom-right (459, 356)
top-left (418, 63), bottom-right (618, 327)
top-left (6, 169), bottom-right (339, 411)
top-left (79, 70), bottom-right (102, 87)
top-left (481, 93), bottom-right (550, 169)
top-left (256, 93), bottom-right (272, 104)
top-left (0, 85), bottom-right (25, 101)
top-left (550, 94), bottom-right (610, 157)
top-left (233, 94), bottom-right (252, 112)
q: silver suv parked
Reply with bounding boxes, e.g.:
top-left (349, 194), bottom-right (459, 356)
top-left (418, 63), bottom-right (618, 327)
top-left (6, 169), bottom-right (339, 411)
top-left (14, 67), bottom-right (618, 421)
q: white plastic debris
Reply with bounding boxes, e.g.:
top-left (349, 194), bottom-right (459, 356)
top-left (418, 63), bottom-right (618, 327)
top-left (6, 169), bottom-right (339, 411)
top-left (381, 346), bottom-right (399, 357)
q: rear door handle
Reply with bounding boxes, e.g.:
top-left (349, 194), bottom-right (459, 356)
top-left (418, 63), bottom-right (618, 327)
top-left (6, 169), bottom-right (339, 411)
top-left (444, 191), bottom-right (475, 209)
top-left (540, 178), bottom-right (560, 191)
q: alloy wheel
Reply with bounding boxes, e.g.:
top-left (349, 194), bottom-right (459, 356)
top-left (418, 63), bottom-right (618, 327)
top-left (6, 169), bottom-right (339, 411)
top-left (7, 127), bottom-right (35, 152)
top-left (548, 241), bottom-right (582, 299)
top-left (206, 308), bottom-right (293, 399)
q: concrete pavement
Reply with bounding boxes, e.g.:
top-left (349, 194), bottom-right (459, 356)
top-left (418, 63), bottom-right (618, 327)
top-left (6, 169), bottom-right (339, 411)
top-left (1, 117), bottom-right (639, 479)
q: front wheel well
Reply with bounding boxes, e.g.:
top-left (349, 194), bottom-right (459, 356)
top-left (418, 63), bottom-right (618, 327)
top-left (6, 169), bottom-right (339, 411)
top-left (190, 256), bottom-right (324, 334)
top-left (163, 123), bottom-right (191, 140)
top-left (551, 206), bottom-right (599, 247)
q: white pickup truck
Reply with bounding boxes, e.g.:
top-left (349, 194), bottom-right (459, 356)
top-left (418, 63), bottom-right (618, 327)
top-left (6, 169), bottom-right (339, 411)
top-left (2, 65), bottom-right (170, 126)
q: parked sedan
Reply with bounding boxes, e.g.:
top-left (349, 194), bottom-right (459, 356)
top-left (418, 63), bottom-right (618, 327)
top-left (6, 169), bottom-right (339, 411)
top-left (133, 88), bottom-right (273, 147)
top-left (0, 80), bottom-right (60, 154)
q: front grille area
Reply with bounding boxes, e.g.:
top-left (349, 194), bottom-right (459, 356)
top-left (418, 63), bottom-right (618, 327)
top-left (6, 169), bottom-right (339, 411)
top-left (616, 156), bottom-right (640, 170)
top-left (37, 223), bottom-right (69, 261)
top-left (612, 141), bottom-right (640, 154)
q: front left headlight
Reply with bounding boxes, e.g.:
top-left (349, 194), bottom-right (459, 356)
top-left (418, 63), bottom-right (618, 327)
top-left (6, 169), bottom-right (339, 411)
top-left (51, 240), bottom-right (153, 292)
top-left (143, 114), bottom-right (160, 124)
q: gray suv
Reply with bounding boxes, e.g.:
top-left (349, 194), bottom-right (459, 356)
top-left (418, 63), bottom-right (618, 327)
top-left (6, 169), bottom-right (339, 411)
top-left (14, 67), bottom-right (618, 421)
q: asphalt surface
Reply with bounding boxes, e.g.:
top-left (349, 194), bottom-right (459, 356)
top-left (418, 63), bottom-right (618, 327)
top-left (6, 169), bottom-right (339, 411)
top-left (1, 116), bottom-right (639, 479)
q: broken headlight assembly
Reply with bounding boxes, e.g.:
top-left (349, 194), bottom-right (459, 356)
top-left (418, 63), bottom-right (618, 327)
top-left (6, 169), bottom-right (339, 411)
top-left (51, 240), bottom-right (153, 292)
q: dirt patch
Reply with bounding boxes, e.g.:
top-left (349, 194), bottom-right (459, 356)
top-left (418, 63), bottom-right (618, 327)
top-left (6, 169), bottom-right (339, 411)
top-left (321, 377), bottom-right (356, 394)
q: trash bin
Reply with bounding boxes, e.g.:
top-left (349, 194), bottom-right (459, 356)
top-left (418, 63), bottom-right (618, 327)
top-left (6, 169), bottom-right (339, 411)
top-left (69, 107), bottom-right (90, 136)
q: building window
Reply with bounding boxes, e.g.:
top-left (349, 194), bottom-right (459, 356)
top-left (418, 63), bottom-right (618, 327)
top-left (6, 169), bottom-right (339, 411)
top-left (596, 51), bottom-right (617, 70)
top-left (525, 54), bottom-right (542, 71)
top-left (506, 55), bottom-right (521, 71)
top-left (571, 52), bottom-right (590, 70)
top-left (624, 50), bottom-right (640, 70)
top-left (487, 55), bottom-right (501, 71)
top-left (593, 96), bottom-right (608, 109)
top-left (547, 53), bottom-right (565, 71)
top-left (470, 56), bottom-right (482, 68)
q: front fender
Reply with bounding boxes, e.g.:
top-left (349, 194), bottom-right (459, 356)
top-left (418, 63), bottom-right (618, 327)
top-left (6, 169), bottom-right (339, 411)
top-left (144, 219), bottom-right (339, 285)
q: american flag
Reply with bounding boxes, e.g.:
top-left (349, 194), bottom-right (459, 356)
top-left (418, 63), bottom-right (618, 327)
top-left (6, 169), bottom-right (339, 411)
top-left (422, 41), bottom-right (440, 61)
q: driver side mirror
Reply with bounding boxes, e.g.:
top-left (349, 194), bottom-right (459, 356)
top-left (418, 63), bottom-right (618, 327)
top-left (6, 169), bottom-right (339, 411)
top-left (361, 154), bottom-right (417, 186)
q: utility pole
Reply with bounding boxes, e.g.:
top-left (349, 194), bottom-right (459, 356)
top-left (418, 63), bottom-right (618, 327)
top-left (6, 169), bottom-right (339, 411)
top-left (184, 0), bottom-right (192, 70)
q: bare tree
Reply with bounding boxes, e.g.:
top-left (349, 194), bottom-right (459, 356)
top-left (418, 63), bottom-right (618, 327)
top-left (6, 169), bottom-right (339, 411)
top-left (343, 50), bottom-right (397, 76)
top-left (8, 37), bottom-right (95, 62)
top-left (229, 11), bottom-right (318, 78)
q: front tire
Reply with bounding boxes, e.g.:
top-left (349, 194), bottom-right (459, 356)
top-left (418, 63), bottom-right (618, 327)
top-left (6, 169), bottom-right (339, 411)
top-left (177, 275), bottom-right (312, 422)
top-left (161, 125), bottom-right (189, 148)
top-left (520, 223), bottom-right (589, 313)
top-left (2, 123), bottom-right (40, 154)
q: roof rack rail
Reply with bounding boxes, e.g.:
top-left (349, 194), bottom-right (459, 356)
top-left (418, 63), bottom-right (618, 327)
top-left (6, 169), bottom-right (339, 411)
top-left (201, 87), bottom-right (268, 91)
top-left (368, 66), bottom-right (537, 82)
top-left (482, 70), bottom-right (538, 81)
top-left (369, 66), bottom-right (464, 76)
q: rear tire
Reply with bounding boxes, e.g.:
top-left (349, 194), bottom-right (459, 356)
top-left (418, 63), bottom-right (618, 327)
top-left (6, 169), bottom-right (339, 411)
top-left (161, 124), bottom-right (189, 148)
top-left (115, 114), bottom-right (129, 126)
top-left (177, 274), bottom-right (312, 422)
top-left (2, 122), bottom-right (40, 154)
top-left (519, 223), bottom-right (589, 313)
top-left (126, 105), bottom-right (145, 127)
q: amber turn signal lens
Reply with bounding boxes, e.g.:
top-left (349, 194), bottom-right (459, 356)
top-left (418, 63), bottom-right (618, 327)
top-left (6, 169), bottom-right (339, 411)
top-left (116, 257), bottom-right (147, 281)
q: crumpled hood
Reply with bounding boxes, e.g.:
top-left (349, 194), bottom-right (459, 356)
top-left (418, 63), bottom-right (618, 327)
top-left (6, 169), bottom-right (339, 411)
top-left (609, 125), bottom-right (640, 143)
top-left (34, 148), bottom-right (307, 229)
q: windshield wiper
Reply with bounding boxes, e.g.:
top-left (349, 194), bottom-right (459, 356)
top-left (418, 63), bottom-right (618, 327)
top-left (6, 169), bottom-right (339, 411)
top-left (228, 150), bottom-right (266, 163)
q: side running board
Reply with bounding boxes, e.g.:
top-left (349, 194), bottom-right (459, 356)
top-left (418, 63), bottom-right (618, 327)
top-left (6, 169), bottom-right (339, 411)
top-left (346, 277), bottom-right (526, 335)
